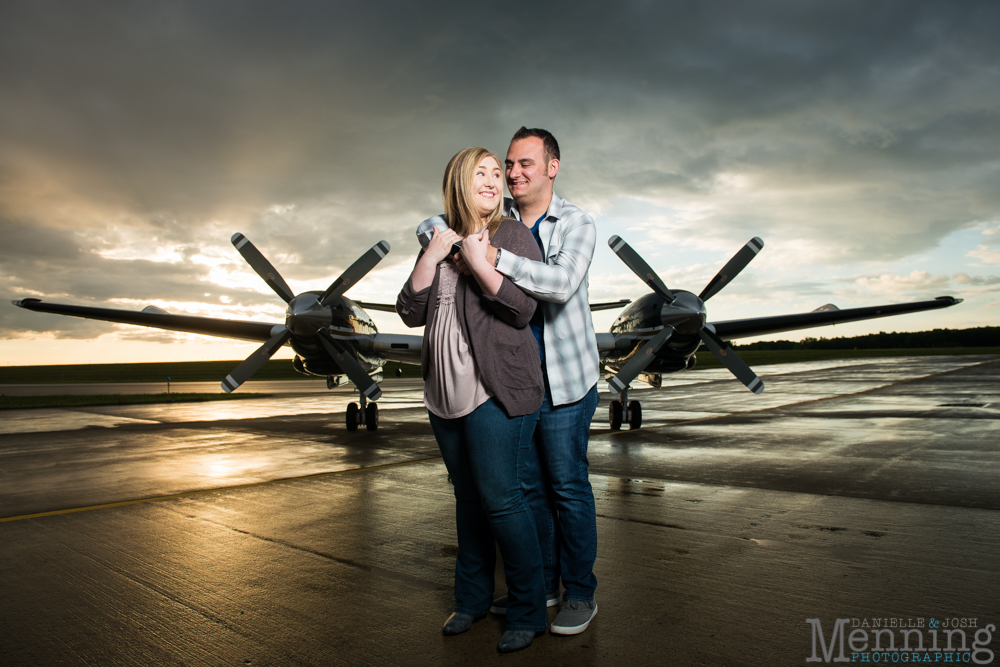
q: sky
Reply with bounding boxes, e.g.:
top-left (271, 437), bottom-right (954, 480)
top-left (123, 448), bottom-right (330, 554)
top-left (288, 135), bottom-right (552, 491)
top-left (2, 0), bottom-right (998, 366)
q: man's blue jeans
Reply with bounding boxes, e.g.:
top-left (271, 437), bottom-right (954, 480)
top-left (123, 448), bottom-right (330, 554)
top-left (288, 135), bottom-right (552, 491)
top-left (428, 398), bottom-right (547, 632)
top-left (522, 383), bottom-right (599, 602)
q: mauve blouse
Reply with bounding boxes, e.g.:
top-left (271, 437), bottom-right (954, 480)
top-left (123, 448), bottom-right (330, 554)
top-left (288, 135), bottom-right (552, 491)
top-left (423, 260), bottom-right (491, 419)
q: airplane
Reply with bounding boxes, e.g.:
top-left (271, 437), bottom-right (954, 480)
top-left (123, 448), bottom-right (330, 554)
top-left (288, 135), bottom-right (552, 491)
top-left (12, 232), bottom-right (962, 432)
top-left (595, 235), bottom-right (962, 429)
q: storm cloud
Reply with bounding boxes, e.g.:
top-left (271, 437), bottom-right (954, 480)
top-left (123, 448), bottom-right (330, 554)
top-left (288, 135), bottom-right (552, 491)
top-left (2, 1), bottom-right (998, 352)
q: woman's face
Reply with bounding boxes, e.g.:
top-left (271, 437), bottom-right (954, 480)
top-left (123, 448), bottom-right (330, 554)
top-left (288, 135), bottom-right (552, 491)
top-left (472, 155), bottom-right (503, 221)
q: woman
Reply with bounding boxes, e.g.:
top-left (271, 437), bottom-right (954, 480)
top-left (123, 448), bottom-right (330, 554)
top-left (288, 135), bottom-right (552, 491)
top-left (396, 147), bottom-right (546, 653)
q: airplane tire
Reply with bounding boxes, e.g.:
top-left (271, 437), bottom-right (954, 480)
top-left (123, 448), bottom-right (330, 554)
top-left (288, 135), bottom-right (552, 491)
top-left (346, 402), bottom-right (359, 431)
top-left (628, 401), bottom-right (642, 430)
top-left (365, 403), bottom-right (379, 431)
top-left (609, 400), bottom-right (623, 430)
top-left (327, 375), bottom-right (335, 390)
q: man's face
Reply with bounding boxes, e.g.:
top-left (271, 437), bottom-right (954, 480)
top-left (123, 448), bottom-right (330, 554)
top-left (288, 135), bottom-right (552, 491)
top-left (505, 137), bottom-right (557, 209)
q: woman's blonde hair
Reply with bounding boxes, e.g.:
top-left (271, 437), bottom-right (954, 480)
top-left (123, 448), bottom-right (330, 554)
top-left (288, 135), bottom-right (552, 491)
top-left (442, 147), bottom-right (504, 238)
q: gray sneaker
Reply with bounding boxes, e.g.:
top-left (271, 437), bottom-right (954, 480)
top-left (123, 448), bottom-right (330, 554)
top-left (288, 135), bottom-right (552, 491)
top-left (550, 599), bottom-right (597, 635)
top-left (489, 590), bottom-right (562, 615)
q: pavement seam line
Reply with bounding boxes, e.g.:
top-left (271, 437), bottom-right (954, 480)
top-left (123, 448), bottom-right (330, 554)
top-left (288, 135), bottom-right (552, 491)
top-left (0, 456), bottom-right (444, 523)
top-left (597, 358), bottom-right (998, 435)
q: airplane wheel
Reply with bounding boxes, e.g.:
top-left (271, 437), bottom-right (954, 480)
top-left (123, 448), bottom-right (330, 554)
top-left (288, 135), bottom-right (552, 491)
top-left (327, 375), bottom-right (336, 390)
top-left (365, 403), bottom-right (379, 431)
top-left (628, 401), bottom-right (642, 429)
top-left (609, 400), bottom-right (623, 430)
top-left (346, 402), bottom-right (359, 431)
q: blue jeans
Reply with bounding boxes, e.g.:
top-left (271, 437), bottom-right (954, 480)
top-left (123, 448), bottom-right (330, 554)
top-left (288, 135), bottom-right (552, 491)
top-left (428, 398), bottom-right (547, 632)
top-left (522, 383), bottom-right (599, 602)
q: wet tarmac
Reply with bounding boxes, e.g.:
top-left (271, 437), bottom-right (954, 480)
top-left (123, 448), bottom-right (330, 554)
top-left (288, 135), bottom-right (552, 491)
top-left (2, 356), bottom-right (999, 666)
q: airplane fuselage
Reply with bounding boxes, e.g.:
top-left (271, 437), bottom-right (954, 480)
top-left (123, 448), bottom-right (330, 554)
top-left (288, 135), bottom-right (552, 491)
top-left (285, 291), bottom-right (385, 379)
top-left (606, 291), bottom-right (706, 374)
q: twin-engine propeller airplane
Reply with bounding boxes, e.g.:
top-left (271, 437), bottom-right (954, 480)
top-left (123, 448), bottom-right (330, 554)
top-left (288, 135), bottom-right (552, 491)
top-left (13, 232), bottom-right (962, 432)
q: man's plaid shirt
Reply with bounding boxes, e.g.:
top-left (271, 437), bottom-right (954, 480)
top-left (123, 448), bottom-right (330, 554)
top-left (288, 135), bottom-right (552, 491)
top-left (497, 194), bottom-right (599, 406)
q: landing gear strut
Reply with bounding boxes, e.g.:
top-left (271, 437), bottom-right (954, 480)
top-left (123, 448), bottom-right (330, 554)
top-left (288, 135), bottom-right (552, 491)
top-left (609, 386), bottom-right (642, 431)
top-left (346, 390), bottom-right (379, 431)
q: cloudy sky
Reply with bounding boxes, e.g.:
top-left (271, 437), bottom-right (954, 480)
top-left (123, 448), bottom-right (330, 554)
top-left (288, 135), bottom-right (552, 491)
top-left (2, 1), bottom-right (998, 366)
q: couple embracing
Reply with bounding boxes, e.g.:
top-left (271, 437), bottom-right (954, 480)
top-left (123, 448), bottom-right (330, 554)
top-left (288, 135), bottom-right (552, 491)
top-left (396, 127), bottom-right (600, 653)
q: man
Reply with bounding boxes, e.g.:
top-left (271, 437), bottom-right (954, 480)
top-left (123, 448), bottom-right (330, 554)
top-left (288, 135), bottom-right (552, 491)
top-left (424, 127), bottom-right (601, 635)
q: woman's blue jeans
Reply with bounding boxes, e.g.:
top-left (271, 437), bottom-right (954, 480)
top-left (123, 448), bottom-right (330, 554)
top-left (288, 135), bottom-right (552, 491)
top-left (428, 398), bottom-right (547, 632)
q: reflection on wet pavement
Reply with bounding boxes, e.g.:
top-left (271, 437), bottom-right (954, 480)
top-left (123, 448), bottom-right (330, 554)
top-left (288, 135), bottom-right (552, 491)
top-left (0, 409), bottom-right (160, 435)
top-left (2, 355), bottom-right (999, 665)
top-left (0, 379), bottom-right (427, 434)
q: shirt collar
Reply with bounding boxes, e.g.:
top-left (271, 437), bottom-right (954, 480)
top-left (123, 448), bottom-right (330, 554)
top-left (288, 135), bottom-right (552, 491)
top-left (507, 193), bottom-right (564, 222)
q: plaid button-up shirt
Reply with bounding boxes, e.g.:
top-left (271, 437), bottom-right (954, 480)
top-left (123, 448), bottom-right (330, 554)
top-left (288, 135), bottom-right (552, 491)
top-left (416, 194), bottom-right (600, 406)
top-left (498, 194), bottom-right (599, 406)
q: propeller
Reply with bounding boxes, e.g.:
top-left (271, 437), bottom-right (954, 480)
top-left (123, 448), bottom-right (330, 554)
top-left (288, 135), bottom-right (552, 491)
top-left (320, 241), bottom-right (391, 307)
top-left (231, 233), bottom-right (296, 303)
top-left (699, 327), bottom-right (764, 394)
top-left (699, 237), bottom-right (763, 302)
top-left (223, 234), bottom-right (390, 398)
top-left (317, 329), bottom-right (382, 401)
top-left (608, 326), bottom-right (675, 393)
top-left (607, 235), bottom-right (766, 395)
top-left (222, 327), bottom-right (292, 393)
top-left (608, 235), bottom-right (675, 303)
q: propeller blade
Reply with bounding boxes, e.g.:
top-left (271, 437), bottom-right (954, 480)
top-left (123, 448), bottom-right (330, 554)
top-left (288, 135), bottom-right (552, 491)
top-left (698, 328), bottom-right (764, 394)
top-left (317, 329), bottom-right (382, 401)
top-left (320, 241), bottom-right (391, 307)
top-left (231, 233), bottom-right (296, 304)
top-left (221, 327), bottom-right (292, 393)
top-left (608, 236), bottom-right (675, 302)
top-left (607, 326), bottom-right (675, 394)
top-left (698, 237), bottom-right (764, 302)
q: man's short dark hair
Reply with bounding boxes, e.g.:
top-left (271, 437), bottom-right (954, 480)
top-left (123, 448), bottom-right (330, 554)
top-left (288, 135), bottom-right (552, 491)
top-left (512, 126), bottom-right (560, 164)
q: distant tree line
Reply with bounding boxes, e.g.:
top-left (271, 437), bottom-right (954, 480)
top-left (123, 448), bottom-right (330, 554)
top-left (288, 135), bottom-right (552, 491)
top-left (736, 327), bottom-right (999, 351)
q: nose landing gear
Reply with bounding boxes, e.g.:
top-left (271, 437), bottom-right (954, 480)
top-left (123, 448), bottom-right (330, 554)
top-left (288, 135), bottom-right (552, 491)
top-left (346, 390), bottom-right (379, 431)
top-left (608, 386), bottom-right (642, 430)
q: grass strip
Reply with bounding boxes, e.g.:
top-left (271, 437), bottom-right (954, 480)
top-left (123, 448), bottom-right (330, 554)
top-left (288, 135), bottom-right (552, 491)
top-left (691, 347), bottom-right (1000, 370)
top-left (0, 393), bottom-right (271, 410)
top-left (0, 360), bottom-right (420, 384)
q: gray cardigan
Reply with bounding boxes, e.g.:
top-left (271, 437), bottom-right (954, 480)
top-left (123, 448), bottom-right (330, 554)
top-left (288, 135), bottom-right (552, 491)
top-left (396, 218), bottom-right (544, 417)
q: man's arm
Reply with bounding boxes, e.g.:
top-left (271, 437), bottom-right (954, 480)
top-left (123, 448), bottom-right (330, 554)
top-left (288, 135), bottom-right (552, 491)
top-left (492, 211), bottom-right (596, 304)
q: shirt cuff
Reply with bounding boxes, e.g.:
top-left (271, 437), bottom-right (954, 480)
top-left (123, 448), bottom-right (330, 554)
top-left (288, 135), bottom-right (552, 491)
top-left (495, 246), bottom-right (519, 277)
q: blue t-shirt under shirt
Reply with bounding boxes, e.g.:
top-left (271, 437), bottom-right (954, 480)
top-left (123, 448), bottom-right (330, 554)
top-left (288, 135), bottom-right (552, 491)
top-left (528, 214), bottom-right (546, 362)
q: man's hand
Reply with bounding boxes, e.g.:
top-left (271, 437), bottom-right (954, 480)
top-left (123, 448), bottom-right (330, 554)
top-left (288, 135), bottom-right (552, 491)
top-left (452, 252), bottom-right (471, 275)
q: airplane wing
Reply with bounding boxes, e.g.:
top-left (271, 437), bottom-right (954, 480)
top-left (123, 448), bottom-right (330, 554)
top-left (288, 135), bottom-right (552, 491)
top-left (590, 299), bottom-right (631, 311)
top-left (369, 333), bottom-right (422, 364)
top-left (709, 296), bottom-right (962, 341)
top-left (13, 298), bottom-right (279, 342)
top-left (13, 297), bottom-right (426, 365)
top-left (353, 300), bottom-right (398, 313)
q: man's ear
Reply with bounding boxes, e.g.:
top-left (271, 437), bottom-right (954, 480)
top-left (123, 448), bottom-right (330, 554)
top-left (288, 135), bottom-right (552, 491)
top-left (548, 158), bottom-right (560, 180)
